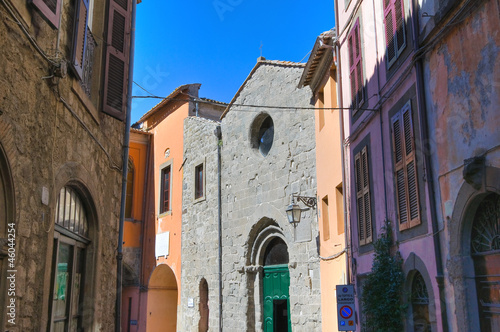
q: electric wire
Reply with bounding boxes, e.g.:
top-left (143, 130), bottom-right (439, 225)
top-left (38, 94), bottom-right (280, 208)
top-left (133, 94), bottom-right (378, 112)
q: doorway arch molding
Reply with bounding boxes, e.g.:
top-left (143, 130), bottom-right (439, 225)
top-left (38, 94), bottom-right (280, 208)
top-left (449, 166), bottom-right (500, 330)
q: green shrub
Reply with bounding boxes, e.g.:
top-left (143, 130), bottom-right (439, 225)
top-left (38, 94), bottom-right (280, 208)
top-left (361, 221), bottom-right (406, 332)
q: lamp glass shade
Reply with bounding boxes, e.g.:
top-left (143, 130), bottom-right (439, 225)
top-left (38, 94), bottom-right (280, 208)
top-left (286, 203), bottom-right (301, 224)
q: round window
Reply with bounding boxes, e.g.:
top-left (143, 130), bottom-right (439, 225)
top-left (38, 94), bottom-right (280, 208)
top-left (256, 116), bottom-right (274, 156)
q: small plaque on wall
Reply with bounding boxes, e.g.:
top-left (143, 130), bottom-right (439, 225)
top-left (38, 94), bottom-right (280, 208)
top-left (188, 298), bottom-right (194, 308)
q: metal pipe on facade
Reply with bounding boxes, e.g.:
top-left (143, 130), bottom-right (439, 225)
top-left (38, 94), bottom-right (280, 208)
top-left (215, 125), bottom-right (223, 331)
top-left (333, 0), bottom-right (350, 285)
top-left (410, 1), bottom-right (448, 330)
top-left (116, 0), bottom-right (137, 330)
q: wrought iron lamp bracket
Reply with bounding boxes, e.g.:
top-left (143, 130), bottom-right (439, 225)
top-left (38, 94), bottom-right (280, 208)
top-left (293, 195), bottom-right (317, 209)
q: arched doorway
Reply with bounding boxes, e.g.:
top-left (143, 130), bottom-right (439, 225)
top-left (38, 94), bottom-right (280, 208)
top-left (262, 237), bottom-right (291, 332)
top-left (198, 278), bottom-right (209, 332)
top-left (470, 193), bottom-right (500, 331)
top-left (0, 143), bottom-right (14, 329)
top-left (147, 264), bottom-right (178, 332)
top-left (410, 272), bottom-right (431, 332)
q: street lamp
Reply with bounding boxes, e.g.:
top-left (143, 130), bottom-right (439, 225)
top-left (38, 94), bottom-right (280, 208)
top-left (286, 194), bottom-right (317, 224)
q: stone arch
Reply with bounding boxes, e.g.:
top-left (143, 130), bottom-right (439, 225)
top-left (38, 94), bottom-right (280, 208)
top-left (48, 178), bottom-right (100, 330)
top-left (449, 166), bottom-right (500, 330)
top-left (245, 217), bottom-right (290, 331)
top-left (123, 263), bottom-right (139, 287)
top-left (0, 141), bottom-right (14, 329)
top-left (403, 253), bottom-right (437, 332)
top-left (147, 264), bottom-right (178, 331)
top-left (247, 217), bottom-right (287, 267)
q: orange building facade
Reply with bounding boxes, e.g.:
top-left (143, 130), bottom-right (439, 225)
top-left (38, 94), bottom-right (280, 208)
top-left (123, 84), bottom-right (225, 331)
top-left (300, 30), bottom-right (347, 332)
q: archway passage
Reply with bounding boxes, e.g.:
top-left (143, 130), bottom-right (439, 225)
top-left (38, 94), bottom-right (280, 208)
top-left (262, 237), bottom-right (291, 332)
top-left (147, 264), bottom-right (178, 332)
top-left (471, 193), bottom-right (500, 331)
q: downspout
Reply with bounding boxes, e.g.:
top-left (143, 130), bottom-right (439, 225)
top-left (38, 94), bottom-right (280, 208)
top-left (116, 0), bottom-right (137, 331)
top-left (215, 125), bottom-right (223, 331)
top-left (410, 1), bottom-right (448, 330)
top-left (333, 0), bottom-right (350, 285)
top-left (137, 135), bottom-right (152, 329)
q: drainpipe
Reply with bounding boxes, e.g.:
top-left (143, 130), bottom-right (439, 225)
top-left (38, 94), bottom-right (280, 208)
top-left (333, 0), bottom-right (350, 285)
top-left (410, 0), bottom-right (448, 330)
top-left (116, 0), bottom-right (137, 331)
top-left (215, 125), bottom-right (223, 331)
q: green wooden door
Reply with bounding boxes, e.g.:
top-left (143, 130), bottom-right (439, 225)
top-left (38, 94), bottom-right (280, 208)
top-left (263, 264), bottom-right (291, 332)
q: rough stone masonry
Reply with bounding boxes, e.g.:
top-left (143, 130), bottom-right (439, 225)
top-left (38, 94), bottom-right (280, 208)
top-left (180, 60), bottom-right (321, 331)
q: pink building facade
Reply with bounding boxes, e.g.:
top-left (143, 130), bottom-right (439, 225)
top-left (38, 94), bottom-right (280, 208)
top-left (336, 0), bottom-right (500, 329)
top-left (335, 0), bottom-right (446, 329)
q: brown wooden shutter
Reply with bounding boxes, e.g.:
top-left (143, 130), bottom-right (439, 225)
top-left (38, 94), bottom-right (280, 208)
top-left (355, 147), bottom-right (372, 245)
top-left (103, 0), bottom-right (131, 120)
top-left (71, 0), bottom-right (89, 80)
top-left (349, 20), bottom-right (364, 110)
top-left (31, 0), bottom-right (61, 28)
top-left (392, 102), bottom-right (420, 230)
top-left (395, 0), bottom-right (406, 51)
top-left (385, 0), bottom-right (406, 66)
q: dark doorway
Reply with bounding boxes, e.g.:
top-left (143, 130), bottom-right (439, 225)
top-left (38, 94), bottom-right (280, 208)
top-left (273, 299), bottom-right (289, 332)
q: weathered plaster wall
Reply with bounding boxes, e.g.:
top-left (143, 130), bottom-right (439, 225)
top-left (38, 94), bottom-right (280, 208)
top-left (423, 0), bottom-right (500, 330)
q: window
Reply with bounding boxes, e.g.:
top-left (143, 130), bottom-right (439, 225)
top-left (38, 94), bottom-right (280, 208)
top-left (411, 272), bottom-right (430, 331)
top-left (318, 90), bottom-right (325, 131)
top-left (384, 0), bottom-right (406, 67)
top-left (125, 158), bottom-right (134, 219)
top-left (355, 147), bottom-right (372, 245)
top-left (391, 102), bottom-right (420, 230)
top-left (195, 163), bottom-right (204, 200)
top-left (51, 186), bottom-right (90, 331)
top-left (31, 0), bottom-right (61, 28)
top-left (258, 116), bottom-right (274, 156)
top-left (321, 196), bottom-right (330, 241)
top-left (102, 0), bottom-right (132, 120)
top-left (160, 165), bottom-right (171, 214)
top-left (348, 19), bottom-right (364, 111)
top-left (336, 184), bottom-right (344, 235)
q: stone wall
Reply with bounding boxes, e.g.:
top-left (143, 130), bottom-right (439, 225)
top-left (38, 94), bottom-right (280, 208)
top-left (0, 1), bottom-right (125, 330)
top-left (180, 116), bottom-right (221, 331)
top-left (180, 62), bottom-right (321, 331)
top-left (220, 61), bottom-right (320, 331)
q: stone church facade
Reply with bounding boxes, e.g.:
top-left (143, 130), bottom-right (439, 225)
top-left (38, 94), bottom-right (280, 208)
top-left (180, 59), bottom-right (321, 331)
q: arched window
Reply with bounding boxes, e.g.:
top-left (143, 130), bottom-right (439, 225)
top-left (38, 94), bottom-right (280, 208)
top-left (471, 193), bottom-right (500, 330)
top-left (263, 237), bottom-right (289, 266)
top-left (51, 186), bottom-right (91, 331)
top-left (411, 272), bottom-right (430, 331)
top-left (198, 278), bottom-right (209, 332)
top-left (125, 158), bottom-right (135, 219)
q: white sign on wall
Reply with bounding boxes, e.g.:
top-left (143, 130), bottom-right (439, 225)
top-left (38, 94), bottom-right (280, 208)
top-left (155, 231), bottom-right (170, 258)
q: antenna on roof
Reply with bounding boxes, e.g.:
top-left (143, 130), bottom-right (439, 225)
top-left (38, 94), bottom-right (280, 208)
top-left (259, 41), bottom-right (263, 57)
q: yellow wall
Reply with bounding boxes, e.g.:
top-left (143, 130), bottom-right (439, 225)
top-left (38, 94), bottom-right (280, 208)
top-left (315, 68), bottom-right (347, 332)
top-left (146, 264), bottom-right (178, 332)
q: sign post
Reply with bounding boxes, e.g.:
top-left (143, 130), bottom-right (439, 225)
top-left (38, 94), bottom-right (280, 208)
top-left (336, 284), bottom-right (356, 331)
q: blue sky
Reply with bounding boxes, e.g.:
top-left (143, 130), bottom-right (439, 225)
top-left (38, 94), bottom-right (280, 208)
top-left (131, 1), bottom-right (335, 123)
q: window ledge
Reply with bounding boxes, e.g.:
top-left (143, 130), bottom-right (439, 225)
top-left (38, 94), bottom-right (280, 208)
top-left (72, 79), bottom-right (99, 125)
top-left (194, 196), bottom-right (206, 204)
top-left (158, 211), bottom-right (172, 218)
